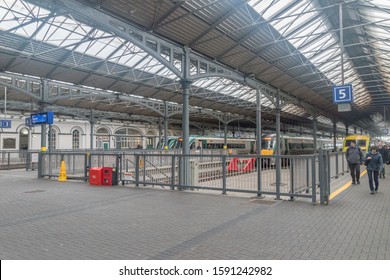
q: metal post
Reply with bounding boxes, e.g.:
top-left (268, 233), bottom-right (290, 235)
top-left (158, 117), bottom-right (162, 148)
top-left (7, 152), bottom-right (10, 170)
top-left (143, 154), bottom-right (146, 186)
top-left (38, 153), bottom-right (43, 178)
top-left (135, 154), bottom-right (140, 187)
top-left (178, 155), bottom-right (183, 190)
top-left (182, 46), bottom-right (191, 186)
top-left (164, 101), bottom-right (169, 150)
top-left (4, 86), bottom-right (7, 120)
top-left (311, 156), bottom-right (317, 205)
top-left (335, 152), bottom-right (339, 179)
top-left (275, 90), bottom-right (281, 200)
top-left (326, 150), bottom-right (331, 199)
top-left (41, 124), bottom-right (47, 151)
top-left (333, 122), bottom-right (337, 151)
top-left (318, 149), bottom-right (329, 205)
top-left (256, 89), bottom-right (263, 197)
top-left (171, 155), bottom-right (176, 190)
top-left (84, 153), bottom-right (88, 182)
top-left (306, 158), bottom-right (310, 193)
top-left (222, 155), bottom-right (227, 195)
top-left (289, 158), bottom-right (295, 201)
top-left (313, 116), bottom-right (317, 153)
top-left (223, 113), bottom-right (228, 149)
top-left (182, 79), bottom-right (191, 186)
top-left (48, 124), bottom-right (52, 153)
top-left (339, 3), bottom-right (345, 85)
top-left (116, 154), bottom-right (120, 184)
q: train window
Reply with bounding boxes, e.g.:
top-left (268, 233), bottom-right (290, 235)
top-left (289, 143), bottom-right (302, 150)
top-left (302, 143), bottom-right (314, 149)
top-left (357, 140), bottom-right (366, 148)
top-left (261, 139), bottom-right (274, 149)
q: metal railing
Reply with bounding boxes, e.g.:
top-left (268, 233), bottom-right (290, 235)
top-left (120, 153), bottom-right (320, 203)
top-left (35, 149), bottom-right (350, 205)
top-left (0, 150), bottom-right (40, 170)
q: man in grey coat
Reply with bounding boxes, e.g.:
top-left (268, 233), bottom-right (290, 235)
top-left (346, 140), bottom-right (363, 184)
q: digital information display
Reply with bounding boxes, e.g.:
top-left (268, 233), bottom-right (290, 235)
top-left (30, 112), bottom-right (54, 125)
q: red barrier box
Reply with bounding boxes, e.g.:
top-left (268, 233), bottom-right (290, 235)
top-left (89, 167), bottom-right (103, 185)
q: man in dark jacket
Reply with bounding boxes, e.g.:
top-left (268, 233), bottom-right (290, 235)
top-left (346, 140), bottom-right (363, 184)
top-left (364, 146), bottom-right (383, 194)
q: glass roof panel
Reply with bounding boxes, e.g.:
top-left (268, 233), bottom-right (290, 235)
top-left (281, 103), bottom-right (307, 117)
top-left (249, 0), bottom-right (372, 105)
top-left (0, 0), bottom-right (179, 78)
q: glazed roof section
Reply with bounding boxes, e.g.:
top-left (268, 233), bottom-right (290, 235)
top-left (1, 0), bottom-right (390, 133)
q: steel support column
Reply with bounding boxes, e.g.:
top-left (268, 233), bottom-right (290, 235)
top-left (275, 90), bottom-right (281, 200)
top-left (224, 113), bottom-right (228, 149)
top-left (164, 102), bottom-right (169, 150)
top-left (181, 79), bottom-right (191, 186)
top-left (89, 110), bottom-right (94, 150)
top-left (41, 124), bottom-right (47, 152)
top-left (256, 89), bottom-right (263, 197)
top-left (48, 124), bottom-right (52, 153)
top-left (313, 115), bottom-right (317, 152)
top-left (333, 122), bottom-right (337, 151)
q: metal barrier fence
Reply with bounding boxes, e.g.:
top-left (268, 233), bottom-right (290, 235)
top-left (122, 153), bottom-right (321, 203)
top-left (36, 149), bottom-right (351, 205)
top-left (0, 150), bottom-right (40, 170)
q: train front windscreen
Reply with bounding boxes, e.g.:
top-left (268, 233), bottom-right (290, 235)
top-left (261, 137), bottom-right (275, 150)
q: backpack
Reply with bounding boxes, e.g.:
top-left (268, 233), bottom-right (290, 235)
top-left (347, 147), bottom-right (361, 163)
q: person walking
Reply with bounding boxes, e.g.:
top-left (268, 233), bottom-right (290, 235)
top-left (377, 142), bottom-right (389, 178)
top-left (364, 146), bottom-right (383, 194)
top-left (346, 140), bottom-right (363, 184)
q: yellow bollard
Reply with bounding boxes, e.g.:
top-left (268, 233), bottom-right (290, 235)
top-left (58, 160), bottom-right (67, 182)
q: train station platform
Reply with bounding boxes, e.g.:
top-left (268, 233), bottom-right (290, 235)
top-left (0, 168), bottom-right (389, 260)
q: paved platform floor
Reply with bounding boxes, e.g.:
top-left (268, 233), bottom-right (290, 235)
top-left (0, 169), bottom-right (389, 260)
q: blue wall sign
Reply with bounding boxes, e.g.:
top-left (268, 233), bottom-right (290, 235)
top-left (25, 117), bottom-right (34, 127)
top-left (0, 120), bottom-right (12, 128)
top-left (30, 112), bottom-right (54, 125)
top-left (333, 84), bottom-right (353, 103)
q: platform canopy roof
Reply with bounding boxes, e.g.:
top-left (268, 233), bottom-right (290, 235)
top-left (1, 0), bottom-right (390, 135)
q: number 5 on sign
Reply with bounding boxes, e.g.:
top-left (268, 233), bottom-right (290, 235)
top-left (333, 84), bottom-right (353, 103)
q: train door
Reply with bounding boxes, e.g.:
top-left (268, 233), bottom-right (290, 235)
top-left (201, 139), bottom-right (207, 149)
top-left (250, 141), bottom-right (255, 154)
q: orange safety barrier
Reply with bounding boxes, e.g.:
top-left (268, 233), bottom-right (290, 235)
top-left (241, 158), bottom-right (256, 172)
top-left (227, 158), bottom-right (256, 172)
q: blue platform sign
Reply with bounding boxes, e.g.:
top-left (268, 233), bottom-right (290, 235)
top-left (383, 128), bottom-right (389, 135)
top-left (31, 112), bottom-right (54, 125)
top-left (333, 84), bottom-right (353, 103)
top-left (25, 117), bottom-right (34, 127)
top-left (0, 120), bottom-right (11, 128)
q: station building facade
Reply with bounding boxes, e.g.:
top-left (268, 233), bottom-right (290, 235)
top-left (0, 113), bottom-right (252, 151)
top-left (0, 115), bottom-right (174, 151)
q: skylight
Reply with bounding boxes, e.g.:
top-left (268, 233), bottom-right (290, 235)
top-left (249, 0), bottom-right (371, 108)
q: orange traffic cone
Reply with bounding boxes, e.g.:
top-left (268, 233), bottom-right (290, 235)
top-left (58, 160), bottom-right (67, 182)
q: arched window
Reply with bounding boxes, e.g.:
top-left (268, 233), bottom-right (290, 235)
top-left (96, 127), bottom-right (109, 134)
top-left (49, 128), bottom-right (57, 150)
top-left (115, 128), bottom-right (142, 149)
top-left (72, 130), bottom-right (80, 149)
top-left (96, 127), bottom-right (110, 150)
